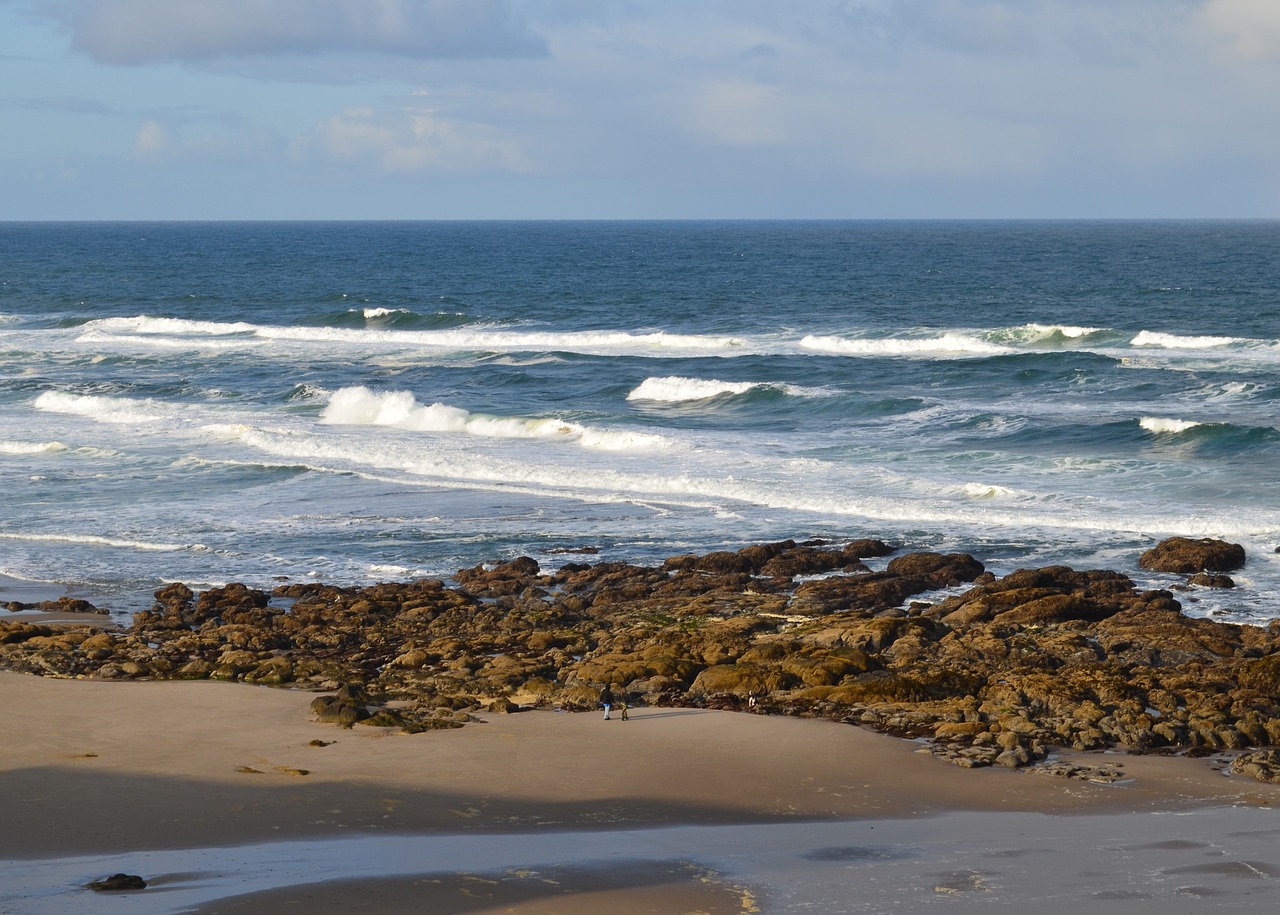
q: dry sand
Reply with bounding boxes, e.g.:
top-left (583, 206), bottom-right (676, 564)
top-left (2, 670), bottom-right (1279, 913)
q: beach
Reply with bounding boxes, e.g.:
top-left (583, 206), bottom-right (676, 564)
top-left (5, 221), bottom-right (1280, 912)
top-left (3, 669), bottom-right (1279, 914)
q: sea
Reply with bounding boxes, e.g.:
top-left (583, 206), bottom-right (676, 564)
top-left (2, 220), bottom-right (1279, 625)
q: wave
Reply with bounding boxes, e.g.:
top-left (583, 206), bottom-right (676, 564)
top-left (1131, 330), bottom-right (1244, 349)
top-left (1140, 416), bottom-right (1202, 435)
top-left (1137, 416), bottom-right (1280, 450)
top-left (955, 482), bottom-right (1035, 500)
top-left (0, 531), bottom-right (205, 552)
top-left (800, 332), bottom-right (1011, 357)
top-left (358, 307), bottom-right (477, 331)
top-left (60, 314), bottom-right (1280, 375)
top-left (0, 440), bottom-right (67, 455)
top-left (286, 383), bottom-right (332, 403)
top-left (33, 391), bottom-right (173, 423)
top-left (87, 316), bottom-right (259, 337)
top-left (986, 323), bottom-right (1109, 347)
top-left (78, 315), bottom-right (750, 357)
top-left (626, 376), bottom-right (825, 403)
top-left (320, 386), bottom-right (667, 451)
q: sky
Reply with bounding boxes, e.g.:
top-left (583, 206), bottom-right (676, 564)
top-left (2, 0), bottom-right (1280, 220)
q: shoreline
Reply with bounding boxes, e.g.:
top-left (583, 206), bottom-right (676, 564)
top-left (3, 671), bottom-right (1279, 913)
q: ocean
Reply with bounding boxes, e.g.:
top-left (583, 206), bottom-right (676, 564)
top-left (2, 220), bottom-right (1279, 625)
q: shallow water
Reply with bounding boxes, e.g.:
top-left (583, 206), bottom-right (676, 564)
top-left (5, 807), bottom-right (1279, 914)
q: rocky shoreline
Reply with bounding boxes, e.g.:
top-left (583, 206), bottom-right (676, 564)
top-left (4, 535), bottom-right (1280, 782)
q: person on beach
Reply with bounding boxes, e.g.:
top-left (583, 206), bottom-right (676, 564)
top-left (600, 685), bottom-right (614, 720)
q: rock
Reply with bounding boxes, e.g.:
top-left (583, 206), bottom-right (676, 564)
top-left (1188, 572), bottom-right (1235, 589)
top-left (1231, 750), bottom-right (1280, 783)
top-left (87, 874), bottom-right (147, 891)
top-left (311, 693), bottom-right (371, 726)
top-left (885, 552), bottom-right (985, 588)
top-left (690, 662), bottom-right (796, 696)
top-left (5, 543), bottom-right (1280, 762)
top-left (1139, 537), bottom-right (1246, 573)
top-left (35, 596), bottom-right (101, 614)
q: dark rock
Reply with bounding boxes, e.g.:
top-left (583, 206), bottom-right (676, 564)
top-left (35, 597), bottom-right (101, 614)
top-left (1189, 572), bottom-right (1235, 589)
top-left (6, 540), bottom-right (1280, 770)
top-left (1139, 537), bottom-right (1246, 573)
top-left (885, 552), bottom-right (984, 588)
top-left (87, 873), bottom-right (147, 891)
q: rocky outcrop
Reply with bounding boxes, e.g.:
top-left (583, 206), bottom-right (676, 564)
top-left (3, 537), bottom-right (1279, 779)
top-left (1139, 536), bottom-right (1246, 573)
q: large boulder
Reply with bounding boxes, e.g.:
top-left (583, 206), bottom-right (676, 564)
top-left (1139, 537), bottom-right (1245, 573)
top-left (885, 552), bottom-right (984, 588)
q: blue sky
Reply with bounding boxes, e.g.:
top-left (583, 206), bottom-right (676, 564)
top-left (3, 0), bottom-right (1279, 219)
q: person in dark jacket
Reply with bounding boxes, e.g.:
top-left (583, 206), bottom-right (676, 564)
top-left (600, 685), bottom-right (614, 720)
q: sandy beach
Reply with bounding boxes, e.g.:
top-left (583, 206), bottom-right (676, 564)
top-left (3, 669), bottom-right (1279, 914)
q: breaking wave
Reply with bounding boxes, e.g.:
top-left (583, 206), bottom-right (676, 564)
top-left (321, 386), bottom-right (666, 451)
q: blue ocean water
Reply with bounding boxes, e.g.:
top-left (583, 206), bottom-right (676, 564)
top-left (2, 220), bottom-right (1279, 623)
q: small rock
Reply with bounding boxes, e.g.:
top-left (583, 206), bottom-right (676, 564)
top-left (87, 873), bottom-right (147, 892)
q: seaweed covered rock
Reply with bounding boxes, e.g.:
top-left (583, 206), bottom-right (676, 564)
top-left (1139, 537), bottom-right (1246, 574)
top-left (5, 537), bottom-right (1280, 782)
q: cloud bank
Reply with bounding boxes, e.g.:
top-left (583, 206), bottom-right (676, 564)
top-left (54, 0), bottom-right (547, 64)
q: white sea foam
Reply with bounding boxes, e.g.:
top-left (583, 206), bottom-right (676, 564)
top-left (627, 376), bottom-right (821, 403)
top-left (799, 333), bottom-right (1011, 357)
top-left (957, 482), bottom-right (1028, 500)
top-left (1131, 330), bottom-right (1242, 349)
top-left (579, 428), bottom-right (668, 451)
top-left (1139, 416), bottom-right (1203, 434)
top-left (80, 315), bottom-right (755, 357)
top-left (362, 308), bottom-right (404, 319)
top-left (629, 376), bottom-right (760, 402)
top-left (0, 531), bottom-right (203, 552)
top-left (321, 387), bottom-right (469, 432)
top-left (0, 440), bottom-right (67, 455)
top-left (1027, 323), bottom-right (1098, 339)
top-left (33, 391), bottom-right (172, 423)
top-left (76, 330), bottom-right (267, 351)
top-left (321, 387), bottom-right (665, 450)
top-left (86, 316), bottom-right (258, 337)
top-left (997, 323), bottom-right (1103, 345)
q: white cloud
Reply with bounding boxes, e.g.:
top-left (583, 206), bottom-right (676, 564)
top-left (1198, 0), bottom-right (1280, 61)
top-left (129, 113), bottom-right (282, 164)
top-left (131, 119), bottom-right (170, 160)
top-left (296, 103), bottom-right (529, 173)
top-left (53, 0), bottom-right (547, 64)
top-left (684, 79), bottom-right (792, 147)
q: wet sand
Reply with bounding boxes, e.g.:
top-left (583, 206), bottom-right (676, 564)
top-left (2, 670), bottom-right (1278, 913)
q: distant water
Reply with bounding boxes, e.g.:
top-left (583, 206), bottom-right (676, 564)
top-left (2, 221), bottom-right (1279, 623)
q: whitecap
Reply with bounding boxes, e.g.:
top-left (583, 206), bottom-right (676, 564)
top-left (996, 323), bottom-right (1103, 345)
top-left (1131, 330), bottom-right (1242, 349)
top-left (0, 440), bottom-right (67, 455)
top-left (1139, 416), bottom-right (1202, 434)
top-left (33, 391), bottom-right (172, 423)
top-left (579, 428), bottom-right (668, 451)
top-left (799, 332), bottom-right (1011, 357)
top-left (629, 376), bottom-right (830, 403)
top-left (628, 376), bottom-right (760, 402)
top-left (957, 482), bottom-right (1026, 500)
top-left (321, 387), bottom-right (468, 432)
top-left (320, 386), bottom-right (665, 450)
top-left (86, 315), bottom-right (258, 337)
top-left (0, 531), bottom-right (203, 552)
